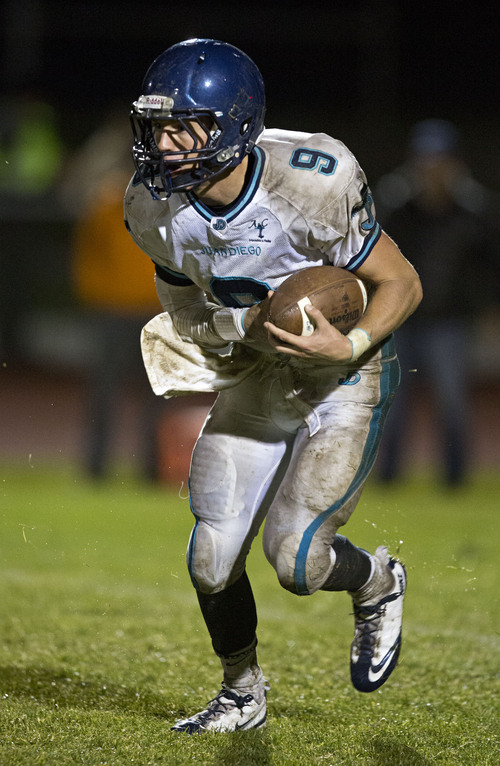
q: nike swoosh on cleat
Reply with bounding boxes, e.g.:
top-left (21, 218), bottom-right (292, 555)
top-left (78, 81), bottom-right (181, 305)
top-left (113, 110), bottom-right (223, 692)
top-left (367, 637), bottom-right (401, 684)
top-left (235, 713), bottom-right (266, 731)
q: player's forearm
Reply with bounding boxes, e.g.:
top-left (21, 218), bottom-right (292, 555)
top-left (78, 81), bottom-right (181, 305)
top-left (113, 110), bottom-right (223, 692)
top-left (155, 276), bottom-right (247, 347)
top-left (352, 231), bottom-right (423, 347)
top-left (356, 275), bottom-right (422, 345)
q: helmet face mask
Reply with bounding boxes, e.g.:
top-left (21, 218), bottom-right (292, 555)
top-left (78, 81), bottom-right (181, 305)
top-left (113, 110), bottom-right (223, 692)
top-left (130, 39), bottom-right (266, 199)
top-left (130, 110), bottom-right (222, 197)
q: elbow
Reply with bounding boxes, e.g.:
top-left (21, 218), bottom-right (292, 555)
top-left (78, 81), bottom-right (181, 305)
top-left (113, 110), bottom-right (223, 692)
top-left (414, 273), bottom-right (424, 310)
top-left (411, 273), bottom-right (423, 312)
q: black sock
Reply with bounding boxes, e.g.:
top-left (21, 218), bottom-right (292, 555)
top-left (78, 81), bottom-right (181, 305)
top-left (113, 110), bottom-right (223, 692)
top-left (321, 534), bottom-right (372, 592)
top-left (196, 570), bottom-right (258, 657)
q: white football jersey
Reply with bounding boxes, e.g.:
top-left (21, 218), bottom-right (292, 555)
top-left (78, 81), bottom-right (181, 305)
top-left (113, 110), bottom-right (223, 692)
top-left (124, 128), bottom-right (381, 309)
top-left (125, 128), bottom-right (399, 602)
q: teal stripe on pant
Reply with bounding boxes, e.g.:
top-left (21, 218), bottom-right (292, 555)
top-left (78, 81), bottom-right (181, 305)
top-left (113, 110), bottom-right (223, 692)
top-left (293, 343), bottom-right (400, 596)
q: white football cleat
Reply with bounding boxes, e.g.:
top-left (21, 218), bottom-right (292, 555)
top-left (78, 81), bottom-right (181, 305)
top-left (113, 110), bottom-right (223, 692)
top-left (350, 547), bottom-right (407, 692)
top-left (171, 684), bottom-right (267, 734)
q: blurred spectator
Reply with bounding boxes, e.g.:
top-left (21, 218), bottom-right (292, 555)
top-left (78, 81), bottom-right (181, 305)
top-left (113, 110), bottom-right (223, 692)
top-left (58, 102), bottom-right (131, 214)
top-left (375, 119), bottom-right (498, 486)
top-left (0, 88), bottom-right (64, 197)
top-left (70, 113), bottom-right (166, 481)
top-left (0, 88), bottom-right (66, 359)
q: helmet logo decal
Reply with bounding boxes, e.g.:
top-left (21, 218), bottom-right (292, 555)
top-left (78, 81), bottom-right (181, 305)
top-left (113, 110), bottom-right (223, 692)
top-left (228, 89), bottom-right (251, 120)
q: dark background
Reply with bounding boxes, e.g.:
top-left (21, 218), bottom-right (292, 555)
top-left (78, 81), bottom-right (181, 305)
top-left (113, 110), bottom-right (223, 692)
top-left (2, 0), bottom-right (499, 180)
top-left (1, 0), bottom-right (499, 476)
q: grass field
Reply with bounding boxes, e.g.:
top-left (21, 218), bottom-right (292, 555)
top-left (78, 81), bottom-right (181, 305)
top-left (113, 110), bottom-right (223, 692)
top-left (0, 462), bottom-right (499, 765)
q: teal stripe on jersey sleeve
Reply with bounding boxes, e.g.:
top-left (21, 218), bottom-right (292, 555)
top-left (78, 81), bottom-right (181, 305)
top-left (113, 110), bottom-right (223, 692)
top-left (345, 222), bottom-right (382, 271)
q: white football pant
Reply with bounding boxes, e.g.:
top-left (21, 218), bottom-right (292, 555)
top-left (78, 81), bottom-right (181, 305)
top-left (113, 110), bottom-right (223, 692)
top-left (187, 340), bottom-right (400, 597)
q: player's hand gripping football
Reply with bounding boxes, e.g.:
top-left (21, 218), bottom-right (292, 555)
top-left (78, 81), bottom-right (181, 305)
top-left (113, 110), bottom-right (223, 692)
top-left (264, 304), bottom-right (354, 363)
top-left (243, 291), bottom-right (275, 351)
top-left (244, 295), bottom-right (354, 362)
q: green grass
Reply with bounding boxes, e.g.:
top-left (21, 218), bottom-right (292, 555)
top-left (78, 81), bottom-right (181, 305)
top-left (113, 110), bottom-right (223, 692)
top-left (1, 463), bottom-right (499, 765)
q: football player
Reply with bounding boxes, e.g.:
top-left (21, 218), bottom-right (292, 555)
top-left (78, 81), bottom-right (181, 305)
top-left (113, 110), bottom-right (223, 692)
top-left (124, 39), bottom-right (422, 733)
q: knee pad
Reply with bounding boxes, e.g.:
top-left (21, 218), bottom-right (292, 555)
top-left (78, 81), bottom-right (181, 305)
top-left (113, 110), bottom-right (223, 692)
top-left (264, 531), bottom-right (336, 596)
top-left (187, 520), bottom-right (245, 594)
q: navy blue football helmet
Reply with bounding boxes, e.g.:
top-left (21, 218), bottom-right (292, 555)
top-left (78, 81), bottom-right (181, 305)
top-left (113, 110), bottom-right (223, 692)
top-left (130, 39), bottom-right (266, 199)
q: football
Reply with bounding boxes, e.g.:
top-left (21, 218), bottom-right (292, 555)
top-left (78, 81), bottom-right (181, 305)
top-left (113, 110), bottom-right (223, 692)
top-left (268, 265), bottom-right (368, 336)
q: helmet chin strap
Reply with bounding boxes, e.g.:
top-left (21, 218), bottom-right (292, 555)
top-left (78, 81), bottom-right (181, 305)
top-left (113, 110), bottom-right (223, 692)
top-left (216, 146), bottom-right (235, 163)
top-left (151, 153), bottom-right (237, 199)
